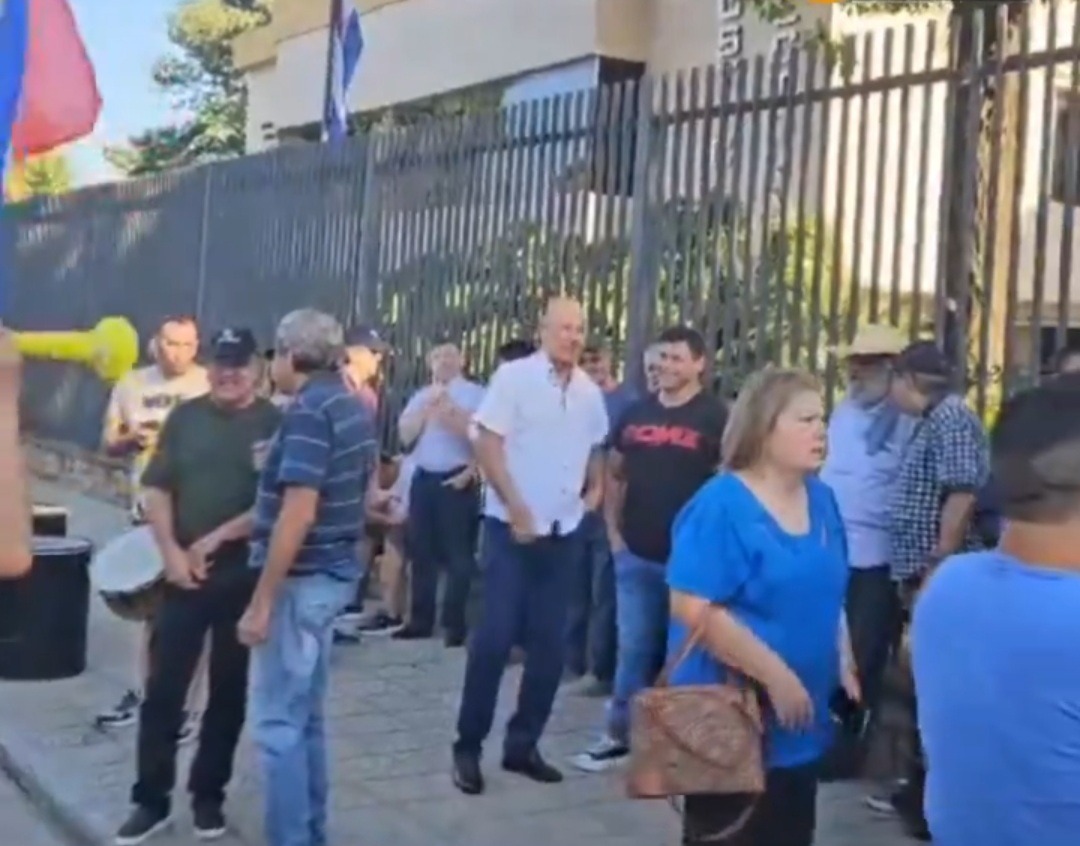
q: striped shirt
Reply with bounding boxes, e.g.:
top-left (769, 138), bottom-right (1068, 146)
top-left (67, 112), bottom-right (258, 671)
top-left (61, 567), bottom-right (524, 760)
top-left (251, 373), bottom-right (376, 580)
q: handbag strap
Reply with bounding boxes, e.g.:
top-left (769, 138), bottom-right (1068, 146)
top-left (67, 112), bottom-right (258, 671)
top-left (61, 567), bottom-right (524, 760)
top-left (656, 603), bottom-right (749, 690)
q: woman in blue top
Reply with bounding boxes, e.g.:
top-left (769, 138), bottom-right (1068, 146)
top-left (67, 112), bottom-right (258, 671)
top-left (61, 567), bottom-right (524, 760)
top-left (666, 368), bottom-right (858, 846)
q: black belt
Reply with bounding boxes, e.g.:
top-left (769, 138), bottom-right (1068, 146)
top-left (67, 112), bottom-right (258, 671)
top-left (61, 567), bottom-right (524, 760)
top-left (415, 465), bottom-right (469, 480)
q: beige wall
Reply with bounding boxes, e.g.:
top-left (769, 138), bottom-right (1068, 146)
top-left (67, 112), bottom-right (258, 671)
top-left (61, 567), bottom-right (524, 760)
top-left (243, 0), bottom-right (653, 150)
top-left (240, 0), bottom-right (836, 151)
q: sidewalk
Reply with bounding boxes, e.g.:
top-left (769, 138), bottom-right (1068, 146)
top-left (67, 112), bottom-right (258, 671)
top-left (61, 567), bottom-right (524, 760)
top-left (0, 483), bottom-right (915, 846)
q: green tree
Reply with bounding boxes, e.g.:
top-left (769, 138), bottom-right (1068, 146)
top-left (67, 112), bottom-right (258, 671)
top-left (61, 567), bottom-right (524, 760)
top-left (4, 153), bottom-right (73, 201)
top-left (105, 0), bottom-right (271, 177)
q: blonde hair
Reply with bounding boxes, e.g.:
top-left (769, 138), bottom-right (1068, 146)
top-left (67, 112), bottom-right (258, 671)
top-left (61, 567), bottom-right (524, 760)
top-left (722, 367), bottom-right (821, 471)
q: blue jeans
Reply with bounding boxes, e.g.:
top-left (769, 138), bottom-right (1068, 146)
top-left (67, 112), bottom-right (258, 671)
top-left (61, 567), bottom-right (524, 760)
top-left (249, 574), bottom-right (356, 846)
top-left (606, 550), bottom-right (669, 744)
top-left (564, 511), bottom-right (617, 681)
top-left (455, 518), bottom-right (582, 757)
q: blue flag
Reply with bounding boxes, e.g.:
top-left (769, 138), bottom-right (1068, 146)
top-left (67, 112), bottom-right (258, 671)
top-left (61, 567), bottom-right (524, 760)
top-left (0, 0), bottom-right (30, 188)
top-left (322, 0), bottom-right (364, 144)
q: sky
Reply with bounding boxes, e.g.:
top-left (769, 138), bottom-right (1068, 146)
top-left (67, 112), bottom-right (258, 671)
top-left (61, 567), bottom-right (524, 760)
top-left (66, 0), bottom-right (182, 185)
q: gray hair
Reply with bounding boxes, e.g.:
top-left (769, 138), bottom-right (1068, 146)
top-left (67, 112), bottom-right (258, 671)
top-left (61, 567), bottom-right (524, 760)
top-left (275, 308), bottom-right (344, 371)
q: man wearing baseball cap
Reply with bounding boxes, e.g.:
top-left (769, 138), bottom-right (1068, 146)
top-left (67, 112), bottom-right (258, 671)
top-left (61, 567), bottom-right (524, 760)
top-left (333, 325), bottom-right (391, 641)
top-left (342, 325), bottom-right (388, 414)
top-left (820, 324), bottom-right (916, 780)
top-left (115, 326), bottom-right (282, 845)
top-left (865, 339), bottom-right (989, 839)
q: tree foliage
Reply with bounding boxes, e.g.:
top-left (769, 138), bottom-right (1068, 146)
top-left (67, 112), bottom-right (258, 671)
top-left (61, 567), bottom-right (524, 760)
top-left (3, 153), bottom-right (73, 201)
top-left (105, 0), bottom-right (271, 177)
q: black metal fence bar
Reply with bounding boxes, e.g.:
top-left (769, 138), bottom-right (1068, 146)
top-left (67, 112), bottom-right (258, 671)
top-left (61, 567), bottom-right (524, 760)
top-left (3, 3), bottom-right (1079, 448)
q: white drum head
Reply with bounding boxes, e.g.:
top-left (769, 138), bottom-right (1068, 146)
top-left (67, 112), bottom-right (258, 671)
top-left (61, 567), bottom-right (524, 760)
top-left (90, 525), bottom-right (164, 594)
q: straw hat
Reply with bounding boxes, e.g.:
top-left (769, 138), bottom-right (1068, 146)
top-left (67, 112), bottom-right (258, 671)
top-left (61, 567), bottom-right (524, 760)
top-left (843, 324), bottom-right (907, 358)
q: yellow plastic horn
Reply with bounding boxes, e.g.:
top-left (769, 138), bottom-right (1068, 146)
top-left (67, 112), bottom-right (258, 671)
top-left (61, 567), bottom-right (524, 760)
top-left (13, 316), bottom-right (140, 383)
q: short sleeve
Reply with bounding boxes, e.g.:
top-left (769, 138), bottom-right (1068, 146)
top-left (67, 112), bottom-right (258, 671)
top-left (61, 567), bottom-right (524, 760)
top-left (277, 406), bottom-right (333, 489)
top-left (816, 479), bottom-right (850, 568)
top-left (462, 383), bottom-right (486, 414)
top-left (140, 407), bottom-right (180, 491)
top-left (931, 408), bottom-right (987, 492)
top-left (400, 387), bottom-right (428, 421)
top-left (473, 364), bottom-right (516, 436)
top-left (589, 389), bottom-right (609, 449)
top-left (103, 379), bottom-right (130, 434)
top-left (667, 480), bottom-right (751, 604)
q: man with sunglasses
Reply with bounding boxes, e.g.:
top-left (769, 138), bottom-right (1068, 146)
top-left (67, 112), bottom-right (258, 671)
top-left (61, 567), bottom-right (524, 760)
top-left (97, 316), bottom-right (210, 738)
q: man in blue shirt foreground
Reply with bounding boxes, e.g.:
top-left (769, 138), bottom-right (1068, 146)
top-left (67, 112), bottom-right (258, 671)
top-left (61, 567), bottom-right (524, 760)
top-left (913, 379), bottom-right (1080, 846)
top-left (238, 308), bottom-right (376, 846)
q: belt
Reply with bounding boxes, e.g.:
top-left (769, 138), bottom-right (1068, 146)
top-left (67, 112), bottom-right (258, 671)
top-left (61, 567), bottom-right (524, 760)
top-left (415, 465), bottom-right (469, 480)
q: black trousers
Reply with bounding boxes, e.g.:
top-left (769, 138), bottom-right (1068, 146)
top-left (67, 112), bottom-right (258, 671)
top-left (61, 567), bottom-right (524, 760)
top-left (407, 468), bottom-right (478, 636)
top-left (131, 566), bottom-right (255, 816)
top-left (682, 763), bottom-right (819, 846)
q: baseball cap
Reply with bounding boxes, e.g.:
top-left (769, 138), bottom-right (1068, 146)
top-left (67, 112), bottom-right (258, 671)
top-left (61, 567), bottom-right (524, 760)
top-left (210, 327), bottom-right (258, 367)
top-left (344, 325), bottom-right (388, 352)
top-left (893, 340), bottom-right (950, 378)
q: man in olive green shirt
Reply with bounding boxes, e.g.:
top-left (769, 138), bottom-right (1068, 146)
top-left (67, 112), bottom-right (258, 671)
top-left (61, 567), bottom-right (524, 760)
top-left (115, 328), bottom-right (281, 846)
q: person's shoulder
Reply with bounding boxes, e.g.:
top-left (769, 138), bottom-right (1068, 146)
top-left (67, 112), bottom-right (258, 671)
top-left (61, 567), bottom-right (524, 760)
top-left (118, 365), bottom-right (158, 392)
top-left (689, 471), bottom-right (739, 509)
top-left (251, 396), bottom-right (283, 422)
top-left (921, 551), bottom-right (997, 603)
top-left (932, 395), bottom-right (983, 430)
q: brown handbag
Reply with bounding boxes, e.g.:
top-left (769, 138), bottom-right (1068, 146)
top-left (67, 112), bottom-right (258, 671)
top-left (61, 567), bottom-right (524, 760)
top-left (626, 609), bottom-right (766, 838)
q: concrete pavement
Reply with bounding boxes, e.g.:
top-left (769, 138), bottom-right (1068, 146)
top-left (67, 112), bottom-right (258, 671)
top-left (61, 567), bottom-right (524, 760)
top-left (0, 767), bottom-right (73, 846)
top-left (0, 482), bottom-right (916, 846)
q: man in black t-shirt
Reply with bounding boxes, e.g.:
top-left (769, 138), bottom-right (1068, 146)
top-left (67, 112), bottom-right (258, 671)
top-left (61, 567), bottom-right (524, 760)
top-left (572, 325), bottom-right (727, 772)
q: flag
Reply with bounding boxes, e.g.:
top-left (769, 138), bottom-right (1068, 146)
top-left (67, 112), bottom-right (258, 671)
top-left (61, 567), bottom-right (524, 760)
top-left (11, 0), bottom-right (102, 157)
top-left (321, 0), bottom-right (364, 144)
top-left (0, 0), bottom-right (31, 187)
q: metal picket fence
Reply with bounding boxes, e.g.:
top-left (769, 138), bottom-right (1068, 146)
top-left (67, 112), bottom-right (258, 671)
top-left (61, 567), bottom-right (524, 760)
top-left (5, 2), bottom-right (1080, 448)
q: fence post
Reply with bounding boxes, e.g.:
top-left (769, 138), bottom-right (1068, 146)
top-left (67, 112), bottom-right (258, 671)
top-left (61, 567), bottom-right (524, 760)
top-left (626, 75), bottom-right (660, 389)
top-left (193, 165), bottom-right (215, 323)
top-left (353, 132), bottom-right (382, 325)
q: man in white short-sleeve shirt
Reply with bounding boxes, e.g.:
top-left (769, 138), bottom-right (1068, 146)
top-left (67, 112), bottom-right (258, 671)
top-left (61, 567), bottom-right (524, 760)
top-left (451, 298), bottom-right (607, 796)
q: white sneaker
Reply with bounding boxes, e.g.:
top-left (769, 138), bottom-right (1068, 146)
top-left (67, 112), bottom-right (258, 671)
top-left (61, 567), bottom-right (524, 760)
top-left (571, 734), bottom-right (629, 773)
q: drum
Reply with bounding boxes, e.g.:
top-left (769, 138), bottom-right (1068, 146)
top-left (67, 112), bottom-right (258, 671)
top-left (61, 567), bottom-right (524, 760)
top-left (0, 536), bottom-right (93, 681)
top-left (32, 504), bottom-right (68, 538)
top-left (90, 525), bottom-right (165, 622)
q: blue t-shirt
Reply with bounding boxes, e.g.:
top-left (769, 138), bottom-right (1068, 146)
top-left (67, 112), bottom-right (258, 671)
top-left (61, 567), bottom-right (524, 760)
top-left (913, 551), bottom-right (1080, 846)
top-left (251, 373), bottom-right (376, 581)
top-left (666, 473), bottom-right (849, 768)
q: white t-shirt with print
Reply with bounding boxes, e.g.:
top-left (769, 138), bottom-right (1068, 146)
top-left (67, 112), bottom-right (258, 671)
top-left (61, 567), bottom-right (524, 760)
top-left (104, 364), bottom-right (209, 519)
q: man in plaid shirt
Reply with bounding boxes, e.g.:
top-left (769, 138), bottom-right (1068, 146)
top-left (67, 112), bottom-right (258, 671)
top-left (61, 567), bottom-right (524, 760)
top-left (866, 340), bottom-right (989, 840)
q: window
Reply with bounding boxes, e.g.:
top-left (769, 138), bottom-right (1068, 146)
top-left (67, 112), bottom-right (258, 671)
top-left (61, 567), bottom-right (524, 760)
top-left (1051, 90), bottom-right (1080, 205)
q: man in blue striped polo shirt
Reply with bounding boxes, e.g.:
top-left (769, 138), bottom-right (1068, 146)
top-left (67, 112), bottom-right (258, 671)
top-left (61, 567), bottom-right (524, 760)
top-left (237, 308), bottom-right (377, 846)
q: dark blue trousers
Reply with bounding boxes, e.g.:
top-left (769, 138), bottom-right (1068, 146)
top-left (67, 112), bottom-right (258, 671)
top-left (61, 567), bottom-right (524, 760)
top-left (454, 518), bottom-right (582, 757)
top-left (407, 467), bottom-right (478, 636)
top-left (564, 511), bottom-right (616, 681)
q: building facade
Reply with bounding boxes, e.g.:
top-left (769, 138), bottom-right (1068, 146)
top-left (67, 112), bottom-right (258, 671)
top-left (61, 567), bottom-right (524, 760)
top-left (233, 0), bottom-right (834, 151)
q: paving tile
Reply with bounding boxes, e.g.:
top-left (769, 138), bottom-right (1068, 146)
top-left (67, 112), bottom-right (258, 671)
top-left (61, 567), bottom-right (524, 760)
top-left (0, 481), bottom-right (916, 846)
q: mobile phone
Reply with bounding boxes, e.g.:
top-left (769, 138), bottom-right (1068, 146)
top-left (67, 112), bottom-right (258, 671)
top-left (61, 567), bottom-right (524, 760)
top-left (829, 689), bottom-right (870, 738)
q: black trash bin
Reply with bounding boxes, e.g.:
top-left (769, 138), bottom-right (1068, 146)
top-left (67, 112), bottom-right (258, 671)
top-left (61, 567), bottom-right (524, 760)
top-left (32, 504), bottom-right (68, 538)
top-left (0, 536), bottom-right (93, 681)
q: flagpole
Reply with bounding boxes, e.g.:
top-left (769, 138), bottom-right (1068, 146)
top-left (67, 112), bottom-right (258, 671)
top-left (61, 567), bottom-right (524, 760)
top-left (320, 0), bottom-right (344, 141)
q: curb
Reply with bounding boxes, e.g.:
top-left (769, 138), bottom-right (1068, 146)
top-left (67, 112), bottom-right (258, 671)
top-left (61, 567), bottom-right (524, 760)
top-left (0, 725), bottom-right (104, 846)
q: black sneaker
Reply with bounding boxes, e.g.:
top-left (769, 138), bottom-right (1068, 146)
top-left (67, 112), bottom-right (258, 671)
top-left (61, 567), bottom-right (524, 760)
top-left (96, 690), bottom-right (141, 730)
top-left (193, 805), bottom-right (227, 841)
top-left (358, 610), bottom-right (403, 634)
top-left (391, 624), bottom-right (433, 641)
top-left (571, 734), bottom-right (629, 773)
top-left (114, 806), bottom-right (171, 846)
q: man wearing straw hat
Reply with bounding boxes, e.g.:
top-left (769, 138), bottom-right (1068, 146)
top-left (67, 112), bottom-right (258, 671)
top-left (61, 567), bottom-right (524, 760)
top-left (820, 323), bottom-right (916, 778)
